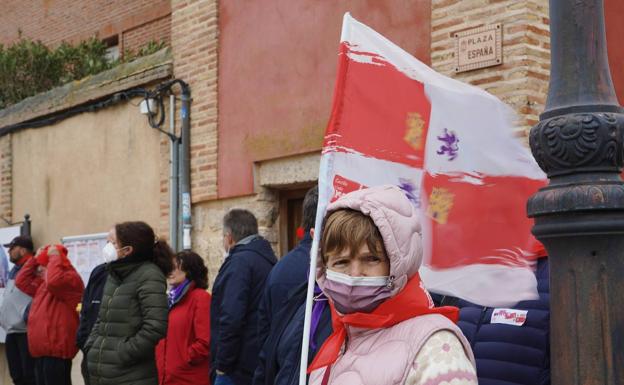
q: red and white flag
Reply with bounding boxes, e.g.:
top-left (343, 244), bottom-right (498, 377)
top-left (316, 13), bottom-right (546, 307)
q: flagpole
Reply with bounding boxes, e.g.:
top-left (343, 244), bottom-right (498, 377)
top-left (299, 154), bottom-right (332, 385)
top-left (298, 207), bottom-right (325, 385)
top-left (299, 14), bottom-right (351, 385)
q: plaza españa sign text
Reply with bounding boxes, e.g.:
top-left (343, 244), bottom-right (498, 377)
top-left (454, 24), bottom-right (502, 73)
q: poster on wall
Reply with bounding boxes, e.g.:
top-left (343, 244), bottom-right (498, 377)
top-left (62, 232), bottom-right (108, 285)
top-left (0, 225), bottom-right (24, 343)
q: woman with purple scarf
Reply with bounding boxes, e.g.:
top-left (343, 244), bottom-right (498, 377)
top-left (156, 251), bottom-right (212, 385)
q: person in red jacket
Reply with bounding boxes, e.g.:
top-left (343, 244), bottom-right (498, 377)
top-left (156, 251), bottom-right (212, 385)
top-left (15, 244), bottom-right (85, 385)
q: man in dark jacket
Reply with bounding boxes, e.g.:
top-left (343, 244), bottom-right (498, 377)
top-left (257, 186), bottom-right (317, 344)
top-left (253, 282), bottom-right (332, 385)
top-left (0, 236), bottom-right (36, 385)
top-left (436, 252), bottom-right (550, 385)
top-left (211, 209), bottom-right (277, 385)
top-left (76, 262), bottom-right (108, 385)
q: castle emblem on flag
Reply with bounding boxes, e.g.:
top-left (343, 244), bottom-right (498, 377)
top-left (436, 128), bottom-right (460, 160)
top-left (404, 112), bottom-right (426, 150)
top-left (427, 187), bottom-right (454, 224)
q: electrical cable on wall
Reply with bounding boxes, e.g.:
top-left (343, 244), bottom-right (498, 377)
top-left (0, 78), bottom-right (193, 250)
top-left (0, 79), bottom-right (189, 140)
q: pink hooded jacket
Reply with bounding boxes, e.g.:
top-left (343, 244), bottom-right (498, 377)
top-left (310, 185), bottom-right (476, 385)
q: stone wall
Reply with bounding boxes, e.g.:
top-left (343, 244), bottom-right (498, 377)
top-left (192, 188), bottom-right (280, 285)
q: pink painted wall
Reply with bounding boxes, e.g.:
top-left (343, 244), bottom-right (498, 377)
top-left (605, 0), bottom-right (624, 105)
top-left (218, 0), bottom-right (431, 198)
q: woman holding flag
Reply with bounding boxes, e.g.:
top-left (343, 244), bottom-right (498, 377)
top-left (307, 185), bottom-right (477, 385)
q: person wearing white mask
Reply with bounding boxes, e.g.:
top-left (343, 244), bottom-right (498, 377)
top-left (84, 221), bottom-right (174, 385)
top-left (75, 228), bottom-right (116, 385)
top-left (307, 185), bottom-right (477, 385)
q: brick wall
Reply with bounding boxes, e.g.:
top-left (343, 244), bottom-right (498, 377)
top-left (431, 0), bottom-right (550, 134)
top-left (159, 0), bottom-right (218, 246)
top-left (171, 0), bottom-right (219, 203)
top-left (123, 16), bottom-right (172, 54)
top-left (0, 0), bottom-right (171, 50)
top-left (0, 135), bottom-right (11, 222)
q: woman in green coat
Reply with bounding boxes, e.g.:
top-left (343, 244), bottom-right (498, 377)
top-left (85, 221), bottom-right (174, 385)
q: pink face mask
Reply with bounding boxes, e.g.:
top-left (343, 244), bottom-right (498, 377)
top-left (323, 269), bottom-right (394, 314)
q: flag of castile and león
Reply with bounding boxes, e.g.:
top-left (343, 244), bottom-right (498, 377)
top-left (317, 13), bottom-right (546, 307)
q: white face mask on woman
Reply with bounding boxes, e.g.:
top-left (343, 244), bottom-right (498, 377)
top-left (102, 242), bottom-right (119, 263)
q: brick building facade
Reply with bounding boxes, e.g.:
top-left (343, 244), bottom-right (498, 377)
top-left (0, 5), bottom-right (624, 384)
top-left (0, 0), bottom-right (171, 54)
top-left (0, 0), bottom-right (623, 276)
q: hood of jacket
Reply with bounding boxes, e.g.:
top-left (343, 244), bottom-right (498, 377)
top-left (231, 236), bottom-right (278, 265)
top-left (317, 185), bottom-right (422, 296)
top-left (108, 252), bottom-right (153, 280)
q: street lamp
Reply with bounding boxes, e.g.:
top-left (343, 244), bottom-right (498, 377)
top-left (528, 0), bottom-right (624, 383)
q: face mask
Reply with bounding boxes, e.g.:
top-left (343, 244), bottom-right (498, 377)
top-left (323, 269), bottom-right (394, 314)
top-left (102, 242), bottom-right (118, 263)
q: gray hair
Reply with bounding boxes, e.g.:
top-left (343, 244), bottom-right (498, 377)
top-left (223, 209), bottom-right (258, 242)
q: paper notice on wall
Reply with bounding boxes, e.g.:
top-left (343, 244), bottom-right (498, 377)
top-left (62, 233), bottom-right (108, 285)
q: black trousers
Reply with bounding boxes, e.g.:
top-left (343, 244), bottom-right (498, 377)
top-left (34, 357), bottom-right (72, 385)
top-left (5, 332), bottom-right (36, 385)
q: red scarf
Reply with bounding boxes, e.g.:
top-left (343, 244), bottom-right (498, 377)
top-left (308, 273), bottom-right (459, 373)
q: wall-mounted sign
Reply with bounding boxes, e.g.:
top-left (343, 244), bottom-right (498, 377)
top-left (455, 24), bottom-right (502, 73)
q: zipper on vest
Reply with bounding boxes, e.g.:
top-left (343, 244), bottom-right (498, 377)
top-left (472, 307), bottom-right (489, 348)
top-left (98, 286), bottom-right (120, 382)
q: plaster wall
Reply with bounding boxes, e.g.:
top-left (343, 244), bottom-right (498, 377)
top-left (605, 0), bottom-right (624, 104)
top-left (12, 100), bottom-right (162, 245)
top-left (217, 0), bottom-right (432, 198)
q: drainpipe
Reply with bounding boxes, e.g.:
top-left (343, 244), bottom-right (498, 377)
top-left (169, 95), bottom-right (179, 251)
top-left (178, 82), bottom-right (192, 251)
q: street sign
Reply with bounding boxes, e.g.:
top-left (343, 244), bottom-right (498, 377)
top-left (455, 24), bottom-right (503, 73)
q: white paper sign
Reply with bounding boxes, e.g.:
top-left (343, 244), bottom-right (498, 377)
top-left (491, 308), bottom-right (528, 326)
top-left (62, 233), bottom-right (108, 285)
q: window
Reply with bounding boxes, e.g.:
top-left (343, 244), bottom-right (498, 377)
top-left (102, 35), bottom-right (120, 62)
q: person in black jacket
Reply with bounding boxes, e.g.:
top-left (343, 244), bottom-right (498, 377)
top-left (257, 186), bottom-right (317, 346)
top-left (211, 209), bottom-right (277, 385)
top-left (75, 262), bottom-right (108, 385)
top-left (252, 282), bottom-right (332, 385)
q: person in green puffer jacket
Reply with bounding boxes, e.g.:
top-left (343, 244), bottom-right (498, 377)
top-left (84, 221), bottom-right (174, 385)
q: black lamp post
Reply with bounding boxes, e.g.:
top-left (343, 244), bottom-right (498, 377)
top-left (528, 0), bottom-right (624, 383)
